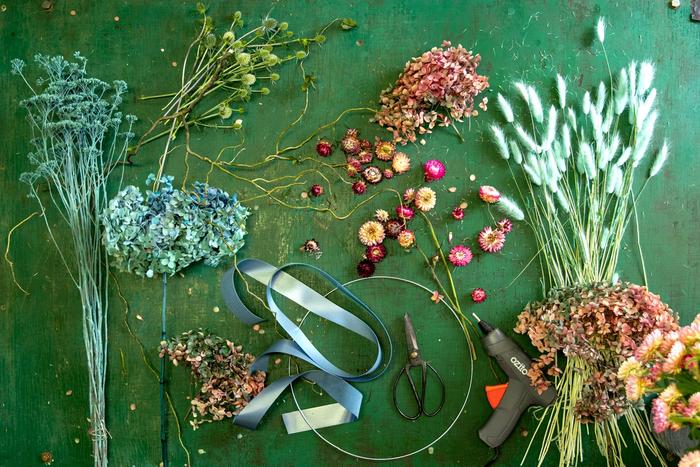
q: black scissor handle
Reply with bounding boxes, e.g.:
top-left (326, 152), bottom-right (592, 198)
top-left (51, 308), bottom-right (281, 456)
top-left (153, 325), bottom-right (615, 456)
top-left (392, 364), bottom-right (423, 420)
top-left (421, 361), bottom-right (446, 417)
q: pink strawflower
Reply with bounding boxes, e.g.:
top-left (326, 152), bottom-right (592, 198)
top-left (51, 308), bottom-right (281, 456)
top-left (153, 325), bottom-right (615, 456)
top-left (652, 397), bottom-right (671, 433)
top-left (309, 184), bottom-right (324, 197)
top-left (659, 383), bottom-right (682, 405)
top-left (357, 259), bottom-right (375, 278)
top-left (403, 187), bottom-right (416, 203)
top-left (452, 207), bottom-right (464, 220)
top-left (397, 229), bottom-right (415, 248)
top-left (496, 218), bottom-right (513, 233)
top-left (396, 205), bottom-right (414, 220)
top-left (679, 450), bottom-right (700, 467)
top-left (423, 159), bottom-right (446, 182)
top-left (663, 341), bottom-right (686, 374)
top-left (479, 185), bottom-right (501, 203)
top-left (341, 129), bottom-right (361, 155)
top-left (383, 168), bottom-right (394, 179)
top-left (471, 288), bottom-right (487, 303)
top-left (478, 226), bottom-right (506, 253)
top-left (448, 245), bottom-right (473, 266)
top-left (688, 393), bottom-right (700, 414)
top-left (635, 329), bottom-right (664, 362)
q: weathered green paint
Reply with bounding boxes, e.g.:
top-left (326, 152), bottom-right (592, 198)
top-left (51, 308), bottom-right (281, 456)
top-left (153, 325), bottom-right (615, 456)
top-left (1, 1), bottom-right (698, 465)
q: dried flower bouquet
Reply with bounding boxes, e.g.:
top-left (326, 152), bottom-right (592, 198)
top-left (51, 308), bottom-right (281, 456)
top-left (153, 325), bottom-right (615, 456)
top-left (490, 17), bottom-right (675, 467)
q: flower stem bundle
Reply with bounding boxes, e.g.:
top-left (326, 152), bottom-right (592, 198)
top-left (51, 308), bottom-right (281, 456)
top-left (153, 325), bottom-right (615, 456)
top-left (489, 18), bottom-right (674, 467)
top-left (11, 53), bottom-right (136, 466)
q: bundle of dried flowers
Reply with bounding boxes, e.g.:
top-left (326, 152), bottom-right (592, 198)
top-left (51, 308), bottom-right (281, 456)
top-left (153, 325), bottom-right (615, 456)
top-left (375, 40), bottom-right (489, 144)
top-left (621, 315), bottom-right (700, 438)
top-left (516, 283), bottom-right (677, 419)
top-left (489, 17), bottom-right (674, 467)
top-left (161, 330), bottom-right (266, 429)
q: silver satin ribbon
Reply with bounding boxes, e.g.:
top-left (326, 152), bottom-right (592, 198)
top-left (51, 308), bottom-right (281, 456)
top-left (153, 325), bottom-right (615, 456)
top-left (221, 259), bottom-right (392, 433)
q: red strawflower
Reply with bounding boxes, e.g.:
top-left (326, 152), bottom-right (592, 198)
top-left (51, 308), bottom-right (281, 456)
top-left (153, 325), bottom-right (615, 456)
top-left (360, 139), bottom-right (372, 150)
top-left (452, 207), bottom-right (464, 220)
top-left (352, 181), bottom-right (367, 195)
top-left (357, 150), bottom-right (373, 165)
top-left (383, 169), bottom-right (394, 179)
top-left (316, 139), bottom-right (333, 157)
top-left (423, 159), bottom-right (446, 182)
top-left (496, 218), bottom-right (513, 234)
top-left (365, 244), bottom-right (387, 263)
top-left (357, 259), bottom-right (376, 277)
top-left (385, 219), bottom-right (404, 238)
top-left (396, 205), bottom-right (415, 220)
top-left (471, 288), bottom-right (487, 303)
top-left (309, 184), bottom-right (324, 197)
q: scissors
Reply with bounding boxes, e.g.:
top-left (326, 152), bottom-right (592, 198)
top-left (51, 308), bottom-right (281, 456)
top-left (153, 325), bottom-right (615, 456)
top-left (392, 313), bottom-right (446, 420)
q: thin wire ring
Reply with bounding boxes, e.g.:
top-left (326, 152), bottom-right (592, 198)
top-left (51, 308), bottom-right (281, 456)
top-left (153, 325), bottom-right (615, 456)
top-left (288, 275), bottom-right (474, 461)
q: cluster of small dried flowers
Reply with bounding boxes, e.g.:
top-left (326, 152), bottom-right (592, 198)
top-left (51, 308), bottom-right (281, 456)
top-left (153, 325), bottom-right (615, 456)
top-left (619, 315), bottom-right (700, 434)
top-left (355, 185), bottom-right (438, 277)
top-left (313, 128), bottom-right (413, 197)
top-left (160, 329), bottom-right (266, 429)
top-left (375, 40), bottom-right (489, 144)
top-left (515, 282), bottom-right (678, 423)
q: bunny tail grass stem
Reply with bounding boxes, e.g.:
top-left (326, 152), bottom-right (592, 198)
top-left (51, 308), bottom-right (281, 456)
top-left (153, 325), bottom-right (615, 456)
top-left (160, 273), bottom-right (169, 467)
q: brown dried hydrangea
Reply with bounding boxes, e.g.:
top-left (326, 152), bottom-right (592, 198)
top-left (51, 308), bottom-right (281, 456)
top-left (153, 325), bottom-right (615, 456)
top-left (160, 329), bottom-right (266, 429)
top-left (515, 282), bottom-right (678, 423)
top-left (375, 40), bottom-right (489, 144)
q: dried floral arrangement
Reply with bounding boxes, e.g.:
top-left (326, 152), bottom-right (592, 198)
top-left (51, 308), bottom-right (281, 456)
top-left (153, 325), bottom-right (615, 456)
top-left (621, 315), bottom-right (700, 463)
top-left (375, 40), bottom-right (489, 144)
top-left (11, 53), bottom-right (136, 466)
top-left (489, 17), bottom-right (675, 466)
top-left (160, 330), bottom-right (266, 429)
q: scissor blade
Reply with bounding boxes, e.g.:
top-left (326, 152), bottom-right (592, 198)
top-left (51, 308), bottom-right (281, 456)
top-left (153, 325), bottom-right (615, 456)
top-left (404, 313), bottom-right (420, 358)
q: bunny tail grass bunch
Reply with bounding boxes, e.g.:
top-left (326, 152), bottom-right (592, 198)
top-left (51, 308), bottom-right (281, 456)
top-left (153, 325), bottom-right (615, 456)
top-left (11, 53), bottom-right (136, 466)
top-left (490, 18), bottom-right (674, 467)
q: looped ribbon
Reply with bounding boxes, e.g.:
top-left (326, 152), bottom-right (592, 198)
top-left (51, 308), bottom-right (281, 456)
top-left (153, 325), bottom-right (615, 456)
top-left (221, 258), bottom-right (392, 433)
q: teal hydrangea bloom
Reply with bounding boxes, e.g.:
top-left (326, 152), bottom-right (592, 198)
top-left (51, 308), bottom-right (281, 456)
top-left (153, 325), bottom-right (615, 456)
top-left (103, 175), bottom-right (249, 277)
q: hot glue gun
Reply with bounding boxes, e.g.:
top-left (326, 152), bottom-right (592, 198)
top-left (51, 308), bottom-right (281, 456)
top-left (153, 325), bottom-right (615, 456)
top-left (472, 313), bottom-right (557, 448)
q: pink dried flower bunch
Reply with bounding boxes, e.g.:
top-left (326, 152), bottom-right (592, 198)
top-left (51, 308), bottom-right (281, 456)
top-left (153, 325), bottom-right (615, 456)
top-left (331, 128), bottom-right (412, 195)
top-left (161, 329), bottom-right (266, 429)
top-left (619, 315), bottom-right (700, 435)
top-left (515, 282), bottom-right (678, 422)
top-left (376, 41), bottom-right (489, 144)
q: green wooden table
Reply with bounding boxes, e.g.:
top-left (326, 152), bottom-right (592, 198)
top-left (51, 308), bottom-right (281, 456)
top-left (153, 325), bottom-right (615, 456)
top-left (1, 1), bottom-right (698, 465)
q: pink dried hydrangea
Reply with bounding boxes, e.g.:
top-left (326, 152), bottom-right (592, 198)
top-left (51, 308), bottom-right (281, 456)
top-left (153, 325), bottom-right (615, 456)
top-left (376, 41), bottom-right (490, 144)
top-left (515, 282), bottom-right (678, 422)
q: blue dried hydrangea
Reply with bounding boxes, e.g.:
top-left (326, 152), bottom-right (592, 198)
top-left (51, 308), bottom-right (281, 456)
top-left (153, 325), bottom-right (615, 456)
top-left (102, 175), bottom-right (249, 277)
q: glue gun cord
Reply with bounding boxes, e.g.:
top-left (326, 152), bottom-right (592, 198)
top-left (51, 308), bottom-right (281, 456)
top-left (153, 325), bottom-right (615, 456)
top-left (484, 446), bottom-right (500, 467)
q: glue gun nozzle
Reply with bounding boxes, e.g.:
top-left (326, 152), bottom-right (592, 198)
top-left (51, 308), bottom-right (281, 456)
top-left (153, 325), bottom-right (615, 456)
top-left (472, 313), bottom-right (480, 321)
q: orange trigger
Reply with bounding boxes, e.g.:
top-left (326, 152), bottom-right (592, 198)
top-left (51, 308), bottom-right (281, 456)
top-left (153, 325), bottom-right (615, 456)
top-left (485, 383), bottom-right (508, 409)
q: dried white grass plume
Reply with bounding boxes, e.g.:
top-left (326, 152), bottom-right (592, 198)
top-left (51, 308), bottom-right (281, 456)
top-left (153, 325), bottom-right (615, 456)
top-left (567, 107), bottom-right (577, 130)
top-left (596, 81), bottom-right (606, 114)
top-left (556, 74), bottom-right (567, 109)
top-left (635, 88), bottom-right (657, 128)
top-left (615, 68), bottom-right (629, 114)
top-left (582, 91), bottom-right (591, 115)
top-left (523, 162), bottom-right (542, 186)
top-left (637, 61), bottom-right (655, 97)
top-left (514, 123), bottom-right (540, 154)
top-left (527, 85), bottom-right (544, 123)
top-left (497, 93), bottom-right (514, 123)
top-left (555, 189), bottom-right (570, 212)
top-left (514, 81), bottom-right (530, 104)
top-left (541, 106), bottom-right (558, 152)
top-left (596, 17), bottom-right (606, 44)
top-left (562, 123), bottom-right (572, 158)
top-left (490, 124), bottom-right (510, 160)
top-left (615, 146), bottom-right (632, 167)
top-left (649, 140), bottom-right (669, 178)
top-left (509, 139), bottom-right (523, 164)
top-left (496, 195), bottom-right (525, 221)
